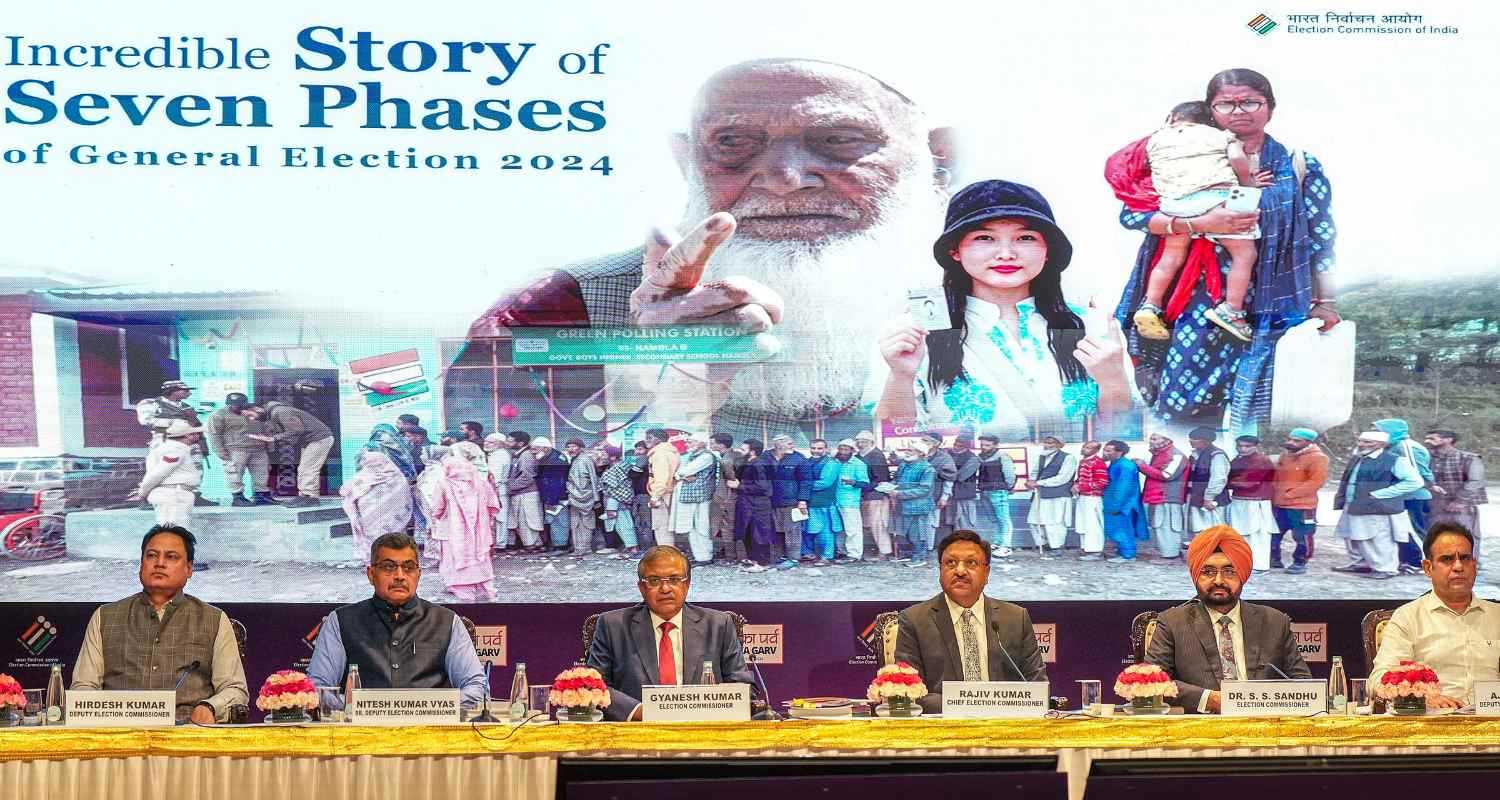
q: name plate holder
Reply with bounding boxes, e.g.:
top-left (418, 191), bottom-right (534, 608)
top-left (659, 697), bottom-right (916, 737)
top-left (66, 690), bottom-right (176, 727)
top-left (349, 689), bottom-right (462, 725)
top-left (1474, 681), bottom-right (1500, 716)
top-left (1221, 680), bottom-right (1326, 717)
top-left (641, 683), bottom-right (750, 721)
top-left (942, 681), bottom-right (1050, 718)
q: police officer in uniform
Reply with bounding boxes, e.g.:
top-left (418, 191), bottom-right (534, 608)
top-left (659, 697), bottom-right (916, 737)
top-left (206, 392), bottom-right (274, 507)
top-left (130, 420), bottom-right (205, 527)
top-left (137, 380), bottom-right (201, 446)
top-left (137, 380), bottom-right (215, 506)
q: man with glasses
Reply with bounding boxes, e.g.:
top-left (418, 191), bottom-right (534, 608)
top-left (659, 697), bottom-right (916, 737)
top-left (307, 532), bottom-right (485, 707)
top-left (585, 545), bottom-right (753, 721)
top-left (1369, 522), bottom-right (1498, 708)
top-left (1147, 525), bottom-right (1310, 713)
top-left (893, 530), bottom-right (1047, 714)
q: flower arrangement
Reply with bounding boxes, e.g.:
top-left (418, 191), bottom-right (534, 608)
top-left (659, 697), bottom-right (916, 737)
top-left (0, 674), bottom-right (23, 710)
top-left (255, 670), bottom-right (318, 712)
top-left (1373, 660), bottom-right (1441, 702)
top-left (548, 667), bottom-right (610, 711)
top-left (1114, 663), bottom-right (1178, 701)
top-left (866, 662), bottom-right (927, 705)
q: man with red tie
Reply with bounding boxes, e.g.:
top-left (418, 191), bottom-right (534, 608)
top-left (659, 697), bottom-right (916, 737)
top-left (585, 545), bottom-right (754, 721)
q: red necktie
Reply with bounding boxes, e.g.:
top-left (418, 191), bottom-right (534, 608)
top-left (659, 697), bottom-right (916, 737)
top-left (658, 621), bottom-right (676, 685)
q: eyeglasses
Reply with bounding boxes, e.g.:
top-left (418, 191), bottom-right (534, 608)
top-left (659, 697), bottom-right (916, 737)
top-left (941, 558), bottom-right (985, 572)
top-left (1211, 99), bottom-right (1266, 114)
top-left (1198, 566), bottom-right (1239, 580)
top-left (373, 560), bottom-right (421, 575)
top-left (640, 576), bottom-right (688, 588)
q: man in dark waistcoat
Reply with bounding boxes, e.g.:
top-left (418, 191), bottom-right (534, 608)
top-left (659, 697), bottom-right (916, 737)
top-left (307, 533), bottom-right (486, 707)
top-left (72, 524), bottom-right (248, 723)
top-left (1332, 430), bottom-right (1423, 580)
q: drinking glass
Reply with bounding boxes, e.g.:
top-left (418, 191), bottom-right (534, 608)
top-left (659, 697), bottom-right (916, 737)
top-left (1077, 679), bottom-right (1102, 714)
top-left (23, 689), bottom-right (45, 726)
top-left (1348, 678), bottom-right (1368, 715)
top-left (528, 684), bottom-right (552, 720)
top-left (316, 686), bottom-right (344, 723)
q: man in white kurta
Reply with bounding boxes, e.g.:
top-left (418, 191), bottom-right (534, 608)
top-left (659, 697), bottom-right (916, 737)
top-left (483, 434), bottom-right (513, 549)
top-left (1226, 436), bottom-right (1279, 572)
top-left (1369, 523), bottom-right (1499, 706)
top-left (1333, 431), bottom-right (1422, 579)
top-left (671, 436), bottom-right (718, 564)
top-left (1026, 436), bottom-right (1077, 553)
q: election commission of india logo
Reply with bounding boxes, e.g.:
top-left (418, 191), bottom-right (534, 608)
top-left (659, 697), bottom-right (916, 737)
top-left (1248, 14), bottom-right (1279, 35)
top-left (18, 616), bottom-right (58, 656)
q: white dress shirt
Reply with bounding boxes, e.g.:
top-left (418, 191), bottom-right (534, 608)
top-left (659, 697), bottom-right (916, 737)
top-left (648, 610), bottom-right (685, 685)
top-left (1199, 602), bottom-right (1246, 712)
top-left (944, 594), bottom-right (989, 682)
top-left (1369, 592), bottom-right (1500, 703)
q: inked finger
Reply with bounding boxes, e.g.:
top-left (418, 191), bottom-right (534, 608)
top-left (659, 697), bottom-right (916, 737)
top-left (648, 212), bottom-right (737, 291)
top-left (642, 226), bottom-right (681, 276)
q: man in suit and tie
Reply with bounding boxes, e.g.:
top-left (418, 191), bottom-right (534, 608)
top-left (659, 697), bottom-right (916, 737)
top-left (894, 530), bottom-right (1047, 714)
top-left (586, 544), bottom-right (754, 721)
top-left (1147, 525), bottom-right (1311, 713)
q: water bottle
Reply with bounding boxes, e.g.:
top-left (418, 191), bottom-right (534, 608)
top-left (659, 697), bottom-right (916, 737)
top-left (1327, 656), bottom-right (1348, 715)
top-left (45, 665), bottom-right (65, 724)
top-left (343, 664), bottom-right (362, 723)
top-left (509, 663), bottom-right (529, 721)
top-left (700, 660), bottom-right (718, 686)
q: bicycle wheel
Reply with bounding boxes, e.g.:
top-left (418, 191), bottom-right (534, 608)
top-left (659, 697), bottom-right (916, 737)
top-left (1, 514), bottom-right (65, 561)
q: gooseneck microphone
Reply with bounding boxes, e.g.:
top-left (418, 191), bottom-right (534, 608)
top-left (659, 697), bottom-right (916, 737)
top-left (747, 653), bottom-right (782, 720)
top-left (991, 620), bottom-right (1031, 681)
top-left (174, 660), bottom-right (201, 691)
top-left (1258, 662), bottom-right (1293, 680)
top-left (471, 659), bottom-right (498, 722)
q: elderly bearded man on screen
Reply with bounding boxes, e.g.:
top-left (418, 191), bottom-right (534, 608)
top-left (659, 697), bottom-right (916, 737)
top-left (467, 59), bottom-right (955, 442)
top-left (1146, 525), bottom-right (1311, 713)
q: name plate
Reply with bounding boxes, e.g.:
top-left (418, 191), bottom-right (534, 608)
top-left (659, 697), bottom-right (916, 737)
top-left (66, 690), bottom-right (176, 727)
top-left (942, 681), bottom-right (1050, 718)
top-left (349, 689), bottom-right (461, 725)
top-left (1474, 681), bottom-right (1500, 716)
top-left (1221, 680), bottom-right (1326, 716)
top-left (641, 683), bottom-right (750, 721)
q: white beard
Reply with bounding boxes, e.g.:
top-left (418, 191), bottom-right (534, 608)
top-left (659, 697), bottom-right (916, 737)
top-left (682, 168), bottom-right (946, 416)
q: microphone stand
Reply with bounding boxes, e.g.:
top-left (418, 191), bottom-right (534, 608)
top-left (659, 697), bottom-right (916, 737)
top-left (748, 653), bottom-right (783, 720)
top-left (470, 659), bottom-right (498, 722)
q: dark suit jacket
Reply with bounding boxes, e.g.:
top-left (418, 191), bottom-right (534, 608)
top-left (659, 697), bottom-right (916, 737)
top-left (585, 602), bottom-right (754, 721)
top-left (1145, 600), bottom-right (1312, 712)
top-left (893, 593), bottom-right (1047, 714)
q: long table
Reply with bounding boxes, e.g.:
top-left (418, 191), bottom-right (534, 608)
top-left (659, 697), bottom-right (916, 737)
top-left (6, 717), bottom-right (1500, 800)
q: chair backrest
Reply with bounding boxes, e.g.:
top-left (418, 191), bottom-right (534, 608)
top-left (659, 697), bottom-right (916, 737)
top-left (872, 611), bottom-right (902, 667)
top-left (228, 618), bottom-right (248, 659)
top-left (1129, 611), bottom-right (1160, 663)
top-left (581, 612), bottom-right (602, 660)
top-left (458, 615), bottom-right (480, 656)
top-left (581, 610), bottom-right (750, 661)
top-left (1361, 608), bottom-right (1394, 671)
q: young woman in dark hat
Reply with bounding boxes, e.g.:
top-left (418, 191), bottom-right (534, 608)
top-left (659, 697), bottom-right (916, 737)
top-left (874, 180), bottom-right (1136, 440)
